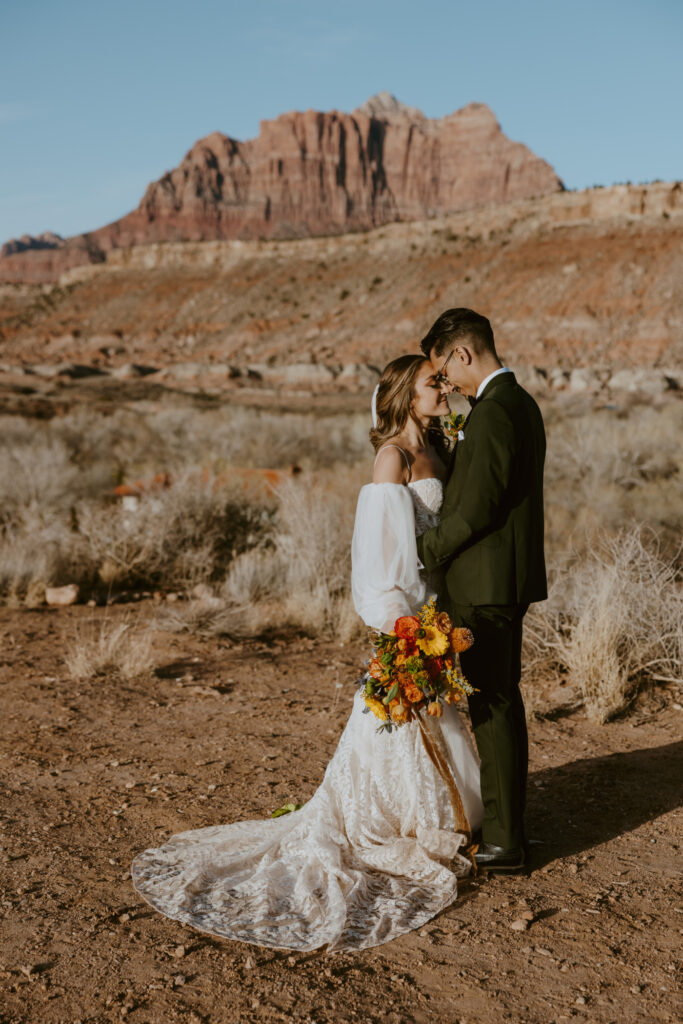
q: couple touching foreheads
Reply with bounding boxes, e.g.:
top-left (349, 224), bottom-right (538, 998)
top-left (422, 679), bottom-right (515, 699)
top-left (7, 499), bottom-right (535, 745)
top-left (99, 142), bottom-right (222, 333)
top-left (132, 307), bottom-right (547, 953)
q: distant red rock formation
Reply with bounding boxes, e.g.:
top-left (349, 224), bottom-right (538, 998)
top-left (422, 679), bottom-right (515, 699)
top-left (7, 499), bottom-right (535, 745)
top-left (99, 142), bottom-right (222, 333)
top-left (1, 231), bottom-right (64, 257)
top-left (0, 94), bottom-right (563, 283)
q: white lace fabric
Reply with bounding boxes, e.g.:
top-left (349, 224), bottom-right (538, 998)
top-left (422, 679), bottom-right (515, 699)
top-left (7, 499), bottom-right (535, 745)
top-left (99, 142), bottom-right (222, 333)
top-left (131, 477), bottom-right (484, 952)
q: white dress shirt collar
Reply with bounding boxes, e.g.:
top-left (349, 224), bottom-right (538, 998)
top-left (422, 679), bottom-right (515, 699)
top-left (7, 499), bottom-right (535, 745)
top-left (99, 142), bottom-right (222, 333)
top-left (476, 366), bottom-right (512, 399)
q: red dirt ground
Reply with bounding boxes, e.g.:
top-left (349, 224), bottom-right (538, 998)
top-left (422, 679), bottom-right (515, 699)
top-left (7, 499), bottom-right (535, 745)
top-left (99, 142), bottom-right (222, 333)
top-left (1, 605), bottom-right (681, 1024)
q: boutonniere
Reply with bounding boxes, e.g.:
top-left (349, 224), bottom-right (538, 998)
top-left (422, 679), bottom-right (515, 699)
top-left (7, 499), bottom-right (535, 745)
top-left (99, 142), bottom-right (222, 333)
top-left (442, 411), bottom-right (466, 444)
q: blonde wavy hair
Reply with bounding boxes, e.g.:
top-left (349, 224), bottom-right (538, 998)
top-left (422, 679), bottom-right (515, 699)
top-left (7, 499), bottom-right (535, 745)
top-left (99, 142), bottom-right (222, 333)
top-left (369, 354), bottom-right (449, 459)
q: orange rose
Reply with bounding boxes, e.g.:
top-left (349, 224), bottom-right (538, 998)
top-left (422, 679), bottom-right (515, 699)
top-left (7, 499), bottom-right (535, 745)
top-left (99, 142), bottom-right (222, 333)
top-left (368, 658), bottom-right (385, 679)
top-left (399, 673), bottom-right (425, 704)
top-left (394, 616), bottom-right (421, 640)
top-left (450, 627), bottom-right (475, 653)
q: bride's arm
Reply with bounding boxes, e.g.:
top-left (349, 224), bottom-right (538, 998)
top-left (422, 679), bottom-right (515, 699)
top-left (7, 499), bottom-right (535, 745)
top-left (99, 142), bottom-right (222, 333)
top-left (351, 482), bottom-right (426, 634)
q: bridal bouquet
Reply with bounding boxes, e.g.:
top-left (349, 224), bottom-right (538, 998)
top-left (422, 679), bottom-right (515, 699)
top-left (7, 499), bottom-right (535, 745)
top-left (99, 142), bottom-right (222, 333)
top-left (360, 597), bottom-right (475, 732)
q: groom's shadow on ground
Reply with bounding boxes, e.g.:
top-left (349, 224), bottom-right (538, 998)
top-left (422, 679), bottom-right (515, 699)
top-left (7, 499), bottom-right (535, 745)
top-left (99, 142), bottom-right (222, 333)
top-left (523, 739), bottom-right (682, 869)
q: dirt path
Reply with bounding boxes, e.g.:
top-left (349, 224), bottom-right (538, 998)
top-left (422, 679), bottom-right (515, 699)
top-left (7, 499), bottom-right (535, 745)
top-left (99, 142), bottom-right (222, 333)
top-left (1, 605), bottom-right (681, 1024)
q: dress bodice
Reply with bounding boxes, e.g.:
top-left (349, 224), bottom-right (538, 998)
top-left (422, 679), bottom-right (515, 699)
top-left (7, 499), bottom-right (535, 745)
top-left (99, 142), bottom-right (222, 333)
top-left (408, 478), bottom-right (444, 537)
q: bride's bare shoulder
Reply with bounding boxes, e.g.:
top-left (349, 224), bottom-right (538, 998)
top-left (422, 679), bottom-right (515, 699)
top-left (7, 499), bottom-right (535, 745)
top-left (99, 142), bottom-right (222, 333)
top-left (372, 445), bottom-right (410, 485)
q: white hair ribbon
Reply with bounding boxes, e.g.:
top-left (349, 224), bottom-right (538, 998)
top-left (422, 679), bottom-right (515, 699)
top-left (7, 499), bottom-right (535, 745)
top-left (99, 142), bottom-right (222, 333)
top-left (371, 383), bottom-right (380, 428)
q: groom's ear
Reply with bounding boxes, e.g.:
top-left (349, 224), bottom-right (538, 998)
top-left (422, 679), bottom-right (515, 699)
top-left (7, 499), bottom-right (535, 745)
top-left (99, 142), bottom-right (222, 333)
top-left (454, 344), bottom-right (473, 365)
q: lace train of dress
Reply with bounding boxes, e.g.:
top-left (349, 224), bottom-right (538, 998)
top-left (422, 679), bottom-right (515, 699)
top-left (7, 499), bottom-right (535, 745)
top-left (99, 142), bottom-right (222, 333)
top-left (131, 477), bottom-right (484, 952)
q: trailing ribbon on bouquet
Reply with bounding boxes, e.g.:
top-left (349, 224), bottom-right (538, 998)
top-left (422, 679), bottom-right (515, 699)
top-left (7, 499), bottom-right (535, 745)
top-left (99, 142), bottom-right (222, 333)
top-left (414, 709), bottom-right (478, 871)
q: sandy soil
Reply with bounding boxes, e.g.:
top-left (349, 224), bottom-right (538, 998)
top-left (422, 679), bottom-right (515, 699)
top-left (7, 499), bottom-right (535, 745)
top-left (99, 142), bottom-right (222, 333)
top-left (1, 604), bottom-right (681, 1024)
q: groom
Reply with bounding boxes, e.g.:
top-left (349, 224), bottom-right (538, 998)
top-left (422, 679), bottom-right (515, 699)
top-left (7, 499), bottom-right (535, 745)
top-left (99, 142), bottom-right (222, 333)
top-left (416, 308), bottom-right (547, 871)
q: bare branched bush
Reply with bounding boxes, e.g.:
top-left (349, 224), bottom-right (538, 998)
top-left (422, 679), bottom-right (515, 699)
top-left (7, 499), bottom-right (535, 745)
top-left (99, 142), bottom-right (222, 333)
top-left (521, 575), bottom-right (568, 690)
top-left (263, 476), bottom-right (356, 632)
top-left (543, 401), bottom-right (683, 558)
top-left (149, 406), bottom-right (370, 471)
top-left (0, 508), bottom-right (92, 603)
top-left (0, 419), bottom-right (117, 530)
top-left (220, 547), bottom-right (286, 605)
top-left (527, 527), bottom-right (683, 722)
top-left (159, 474), bottom-right (362, 639)
top-left (77, 471), bottom-right (269, 591)
top-left (64, 616), bottom-right (155, 681)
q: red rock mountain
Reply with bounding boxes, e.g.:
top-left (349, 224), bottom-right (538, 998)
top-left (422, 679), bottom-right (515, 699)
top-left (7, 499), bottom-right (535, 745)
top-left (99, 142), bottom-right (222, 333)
top-left (0, 231), bottom-right (64, 257)
top-left (0, 94), bottom-right (563, 283)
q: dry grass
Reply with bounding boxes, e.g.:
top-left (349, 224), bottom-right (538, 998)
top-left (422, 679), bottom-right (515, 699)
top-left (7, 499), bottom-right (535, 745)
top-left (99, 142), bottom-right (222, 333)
top-left (554, 528), bottom-right (682, 722)
top-left (522, 526), bottom-right (683, 722)
top-left (0, 509), bottom-right (92, 605)
top-left (159, 472), bottom-right (366, 641)
top-left (542, 399), bottom-right (683, 558)
top-left (76, 470), bottom-right (267, 591)
top-left (3, 393), bottom-right (683, 722)
top-left (64, 615), bottom-right (155, 682)
top-left (0, 460), bottom-right (269, 599)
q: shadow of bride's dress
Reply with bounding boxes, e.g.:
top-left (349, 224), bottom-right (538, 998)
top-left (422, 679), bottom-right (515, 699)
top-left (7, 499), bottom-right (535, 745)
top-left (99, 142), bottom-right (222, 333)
top-left (132, 478), bottom-right (484, 952)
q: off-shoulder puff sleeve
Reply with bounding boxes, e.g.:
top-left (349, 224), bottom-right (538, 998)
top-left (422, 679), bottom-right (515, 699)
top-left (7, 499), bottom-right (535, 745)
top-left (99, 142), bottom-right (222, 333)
top-left (351, 483), bottom-right (427, 633)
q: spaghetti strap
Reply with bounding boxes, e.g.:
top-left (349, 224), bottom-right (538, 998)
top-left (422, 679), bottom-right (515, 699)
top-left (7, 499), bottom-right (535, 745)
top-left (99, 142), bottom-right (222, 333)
top-left (374, 443), bottom-right (412, 481)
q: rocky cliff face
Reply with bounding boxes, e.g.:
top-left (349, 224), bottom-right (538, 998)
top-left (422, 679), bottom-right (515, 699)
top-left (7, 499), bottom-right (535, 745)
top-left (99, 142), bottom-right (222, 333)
top-left (2, 182), bottom-right (681, 377)
top-left (0, 94), bottom-right (563, 282)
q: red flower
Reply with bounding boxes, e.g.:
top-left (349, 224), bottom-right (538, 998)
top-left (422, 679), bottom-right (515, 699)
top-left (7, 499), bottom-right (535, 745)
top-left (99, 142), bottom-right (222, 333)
top-left (426, 656), bottom-right (444, 680)
top-left (394, 616), bottom-right (421, 640)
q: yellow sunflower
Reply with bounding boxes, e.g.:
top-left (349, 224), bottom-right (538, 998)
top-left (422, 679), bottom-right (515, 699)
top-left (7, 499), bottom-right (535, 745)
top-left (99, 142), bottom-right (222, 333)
top-left (416, 626), bottom-right (450, 657)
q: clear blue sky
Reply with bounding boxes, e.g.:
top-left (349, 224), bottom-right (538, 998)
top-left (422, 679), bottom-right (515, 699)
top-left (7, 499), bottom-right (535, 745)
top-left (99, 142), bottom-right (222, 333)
top-left (1, 0), bottom-right (681, 242)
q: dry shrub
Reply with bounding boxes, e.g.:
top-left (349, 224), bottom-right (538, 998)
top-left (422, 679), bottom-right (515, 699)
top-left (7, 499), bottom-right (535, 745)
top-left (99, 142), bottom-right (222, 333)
top-left (273, 477), bottom-right (352, 618)
top-left (0, 422), bottom-right (114, 529)
top-left (148, 405), bottom-right (370, 471)
top-left (64, 616), bottom-right (155, 681)
top-left (543, 400), bottom-right (683, 558)
top-left (527, 527), bottom-right (683, 722)
top-left (213, 475), bottom-right (355, 635)
top-left (77, 471), bottom-right (269, 591)
top-left (0, 508), bottom-right (92, 603)
top-left (160, 474), bottom-right (365, 640)
top-left (521, 575), bottom-right (568, 687)
top-left (220, 547), bottom-right (287, 605)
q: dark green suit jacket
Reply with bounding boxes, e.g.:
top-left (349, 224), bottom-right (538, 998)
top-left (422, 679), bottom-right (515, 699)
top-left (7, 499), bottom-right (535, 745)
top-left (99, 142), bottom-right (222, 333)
top-left (416, 371), bottom-right (547, 608)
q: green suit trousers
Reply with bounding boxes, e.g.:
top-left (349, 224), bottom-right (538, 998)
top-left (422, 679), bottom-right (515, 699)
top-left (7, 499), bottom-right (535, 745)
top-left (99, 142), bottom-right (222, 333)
top-left (452, 601), bottom-right (529, 850)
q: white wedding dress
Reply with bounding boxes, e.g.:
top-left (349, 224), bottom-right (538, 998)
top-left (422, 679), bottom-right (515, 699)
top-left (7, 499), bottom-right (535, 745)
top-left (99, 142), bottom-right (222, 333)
top-left (131, 477), bottom-right (483, 952)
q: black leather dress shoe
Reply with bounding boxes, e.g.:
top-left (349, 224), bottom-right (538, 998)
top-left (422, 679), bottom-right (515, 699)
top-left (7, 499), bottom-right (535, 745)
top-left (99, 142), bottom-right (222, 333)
top-left (474, 842), bottom-right (525, 871)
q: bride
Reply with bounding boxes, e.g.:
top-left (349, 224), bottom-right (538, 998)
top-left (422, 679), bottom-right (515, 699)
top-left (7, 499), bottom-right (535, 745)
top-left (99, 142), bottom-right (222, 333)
top-left (131, 353), bottom-right (484, 953)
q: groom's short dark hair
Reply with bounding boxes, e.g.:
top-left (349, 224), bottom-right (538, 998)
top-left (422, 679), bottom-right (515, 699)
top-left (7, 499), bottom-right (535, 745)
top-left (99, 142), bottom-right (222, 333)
top-left (420, 308), bottom-right (497, 358)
